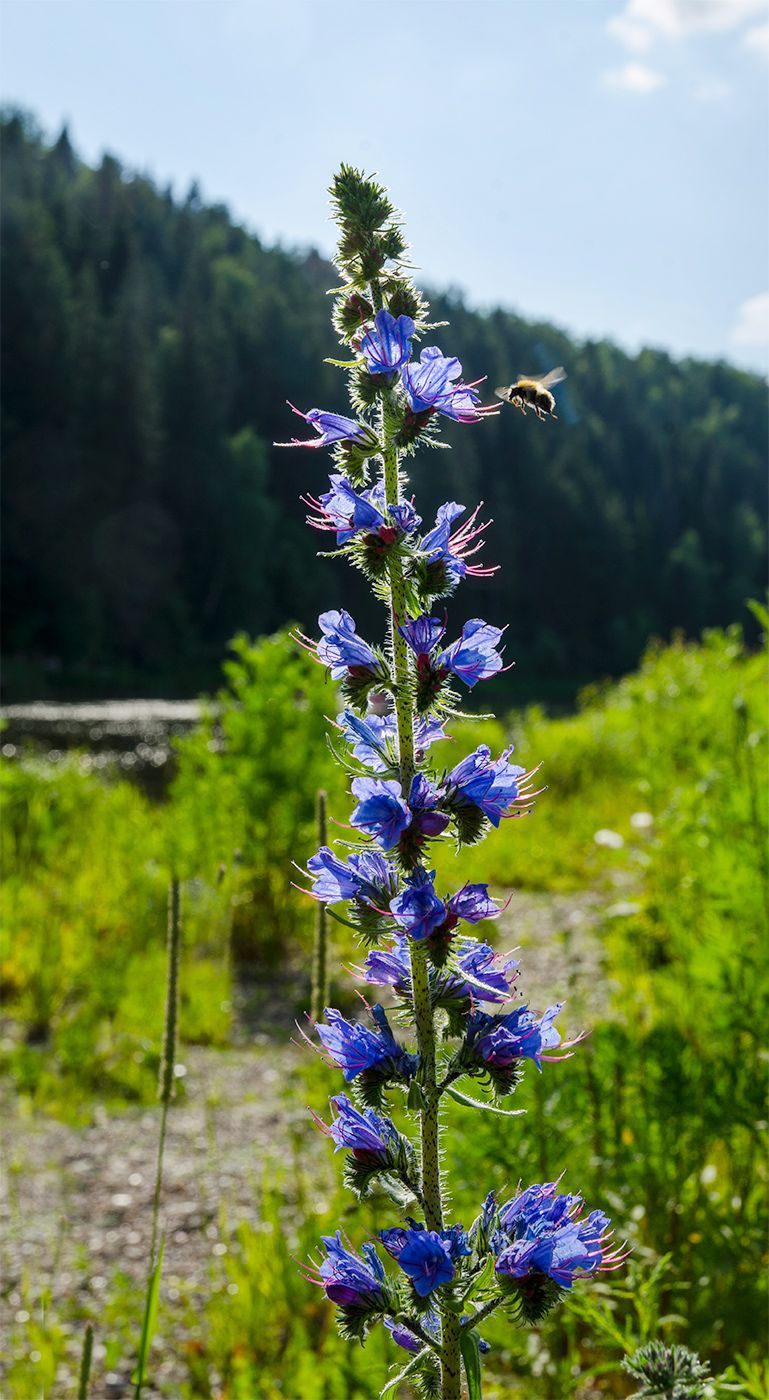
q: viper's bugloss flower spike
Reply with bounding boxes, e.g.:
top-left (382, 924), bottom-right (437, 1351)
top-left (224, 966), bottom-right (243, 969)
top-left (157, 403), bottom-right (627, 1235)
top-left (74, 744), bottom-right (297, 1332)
top-left (289, 164), bottom-right (626, 1387)
top-left (274, 404), bottom-right (372, 449)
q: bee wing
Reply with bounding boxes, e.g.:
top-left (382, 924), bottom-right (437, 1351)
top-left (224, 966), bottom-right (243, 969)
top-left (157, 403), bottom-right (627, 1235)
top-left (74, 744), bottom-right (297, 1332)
top-left (538, 367), bottom-right (567, 389)
top-left (494, 385), bottom-right (515, 401)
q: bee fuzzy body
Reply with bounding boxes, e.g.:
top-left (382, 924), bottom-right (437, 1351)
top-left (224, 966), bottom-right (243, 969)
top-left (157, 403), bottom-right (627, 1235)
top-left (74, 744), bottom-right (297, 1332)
top-left (495, 367), bottom-right (566, 421)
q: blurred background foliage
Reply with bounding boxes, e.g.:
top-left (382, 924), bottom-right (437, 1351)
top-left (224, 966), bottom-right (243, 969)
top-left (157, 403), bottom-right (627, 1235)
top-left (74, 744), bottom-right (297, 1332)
top-left (1, 109), bottom-right (767, 705)
top-left (1, 622), bottom-right (766, 1393)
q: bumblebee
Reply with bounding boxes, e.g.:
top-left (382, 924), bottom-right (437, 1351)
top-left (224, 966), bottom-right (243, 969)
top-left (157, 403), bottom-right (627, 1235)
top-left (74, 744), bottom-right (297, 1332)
top-left (495, 367), bottom-right (567, 420)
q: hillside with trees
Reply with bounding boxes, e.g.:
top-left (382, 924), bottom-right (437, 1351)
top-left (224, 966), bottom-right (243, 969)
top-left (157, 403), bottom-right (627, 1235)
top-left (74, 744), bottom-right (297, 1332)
top-left (2, 109), bottom-right (766, 704)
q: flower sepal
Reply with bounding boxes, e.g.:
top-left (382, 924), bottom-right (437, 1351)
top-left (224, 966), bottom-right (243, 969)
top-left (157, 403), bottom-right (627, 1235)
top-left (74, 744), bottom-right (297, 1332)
top-left (495, 1266), bottom-right (567, 1325)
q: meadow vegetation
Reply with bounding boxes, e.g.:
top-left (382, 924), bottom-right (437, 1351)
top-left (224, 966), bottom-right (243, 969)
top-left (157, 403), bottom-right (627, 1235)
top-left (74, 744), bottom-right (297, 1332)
top-left (1, 618), bottom-right (766, 1396)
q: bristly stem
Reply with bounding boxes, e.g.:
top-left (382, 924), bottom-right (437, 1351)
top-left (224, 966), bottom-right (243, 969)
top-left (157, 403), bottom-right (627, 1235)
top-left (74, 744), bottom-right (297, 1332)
top-left (383, 429), bottom-right (455, 1394)
top-left (149, 879), bottom-right (181, 1277)
top-left (310, 789), bottom-right (329, 1021)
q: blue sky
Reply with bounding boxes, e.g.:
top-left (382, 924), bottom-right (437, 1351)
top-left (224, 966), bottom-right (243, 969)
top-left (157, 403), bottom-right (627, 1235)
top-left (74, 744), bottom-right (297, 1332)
top-left (2, 0), bottom-right (767, 372)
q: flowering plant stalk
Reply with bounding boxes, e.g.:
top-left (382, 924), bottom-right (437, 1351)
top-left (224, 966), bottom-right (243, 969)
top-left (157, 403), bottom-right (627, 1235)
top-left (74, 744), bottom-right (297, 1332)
top-left (282, 167), bottom-right (626, 1400)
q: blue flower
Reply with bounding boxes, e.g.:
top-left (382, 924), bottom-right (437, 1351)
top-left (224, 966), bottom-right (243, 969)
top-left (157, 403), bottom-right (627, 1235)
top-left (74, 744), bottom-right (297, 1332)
top-left (386, 1227), bottom-right (456, 1296)
top-left (447, 884), bottom-right (500, 924)
top-left (389, 500), bottom-right (422, 535)
top-left (413, 713), bottom-right (449, 757)
top-left (398, 615), bottom-right (447, 656)
top-left (350, 776), bottom-right (412, 850)
top-left (276, 404), bottom-right (370, 449)
top-left (337, 709), bottom-right (447, 771)
top-left (390, 869), bottom-right (448, 942)
top-left (408, 773), bottom-right (450, 838)
top-left (493, 1181), bottom-right (618, 1289)
top-left (307, 846), bottom-right (398, 905)
top-left (384, 1311), bottom-right (440, 1354)
top-left (420, 503), bottom-right (468, 583)
top-left (446, 745), bottom-right (534, 827)
top-left (314, 1231), bottom-right (386, 1308)
top-left (383, 1318), bottom-right (423, 1354)
top-left (360, 309), bottom-right (415, 377)
top-left (337, 710), bottom-right (396, 772)
top-left (439, 619), bottom-right (505, 688)
top-left (469, 1002), bottom-right (564, 1072)
top-left (401, 347), bottom-right (483, 422)
top-left (448, 938), bottom-right (518, 1003)
top-left (317, 610), bottom-right (379, 679)
top-left (314, 475), bottom-right (386, 544)
top-left (362, 936), bottom-right (413, 991)
top-left (316, 1007), bottom-right (412, 1082)
top-left (323, 1094), bottom-right (398, 1162)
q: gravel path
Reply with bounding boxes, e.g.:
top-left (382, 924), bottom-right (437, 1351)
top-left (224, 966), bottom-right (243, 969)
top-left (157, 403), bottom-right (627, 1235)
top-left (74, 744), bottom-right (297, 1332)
top-left (1, 889), bottom-right (617, 1399)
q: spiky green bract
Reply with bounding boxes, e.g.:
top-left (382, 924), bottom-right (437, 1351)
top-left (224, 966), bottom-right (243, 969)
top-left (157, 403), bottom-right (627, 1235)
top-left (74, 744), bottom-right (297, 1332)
top-left (342, 1130), bottom-right (421, 1203)
top-left (339, 656), bottom-right (394, 714)
top-left (411, 1354), bottom-right (442, 1399)
top-left (496, 1266), bottom-right (567, 1324)
top-left (622, 1341), bottom-right (712, 1400)
top-left (331, 435), bottom-right (378, 489)
top-left (328, 529), bottom-right (416, 603)
top-left (336, 1289), bottom-right (399, 1345)
top-left (353, 1064), bottom-right (410, 1112)
top-left (450, 801), bottom-right (493, 849)
top-left (446, 1042), bottom-right (526, 1102)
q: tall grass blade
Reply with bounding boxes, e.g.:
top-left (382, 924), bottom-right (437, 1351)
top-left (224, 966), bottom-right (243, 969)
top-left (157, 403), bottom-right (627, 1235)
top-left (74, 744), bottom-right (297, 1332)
top-left (132, 1236), bottom-right (165, 1397)
top-left (77, 1323), bottom-right (93, 1400)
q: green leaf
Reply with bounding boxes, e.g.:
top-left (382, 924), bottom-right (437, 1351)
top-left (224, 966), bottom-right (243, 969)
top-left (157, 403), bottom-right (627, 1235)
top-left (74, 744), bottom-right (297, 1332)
top-left (460, 1254), bottom-right (495, 1305)
top-left (460, 1328), bottom-right (483, 1400)
top-left (132, 1237), bottom-right (164, 1396)
top-left (407, 1081), bottom-right (426, 1112)
top-left (445, 1086), bottom-right (526, 1117)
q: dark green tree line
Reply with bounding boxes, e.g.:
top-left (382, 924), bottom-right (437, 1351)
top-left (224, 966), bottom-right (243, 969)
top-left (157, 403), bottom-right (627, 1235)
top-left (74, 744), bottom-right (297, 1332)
top-left (2, 110), bottom-right (766, 702)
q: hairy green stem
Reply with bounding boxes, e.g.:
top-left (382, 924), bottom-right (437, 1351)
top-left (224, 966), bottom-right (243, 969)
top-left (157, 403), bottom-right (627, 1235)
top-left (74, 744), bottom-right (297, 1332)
top-left (441, 1312), bottom-right (462, 1400)
top-left (382, 431), bottom-right (455, 1394)
top-left (461, 1294), bottom-right (505, 1330)
top-left (310, 789), bottom-right (329, 1021)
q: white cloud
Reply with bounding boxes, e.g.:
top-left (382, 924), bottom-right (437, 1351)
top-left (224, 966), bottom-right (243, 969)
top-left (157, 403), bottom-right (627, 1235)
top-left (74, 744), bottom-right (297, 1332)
top-left (608, 0), bottom-right (768, 51)
top-left (730, 293), bottom-right (769, 347)
top-left (602, 61), bottom-right (668, 91)
top-left (743, 18), bottom-right (769, 54)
